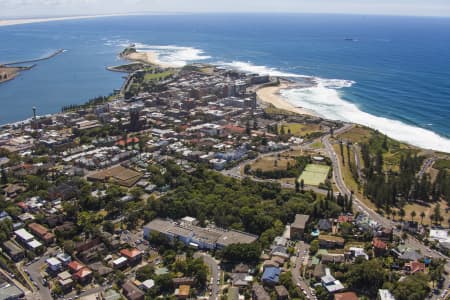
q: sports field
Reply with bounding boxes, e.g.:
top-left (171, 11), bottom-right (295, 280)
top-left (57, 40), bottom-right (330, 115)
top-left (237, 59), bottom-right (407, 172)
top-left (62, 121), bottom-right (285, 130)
top-left (298, 164), bottom-right (330, 186)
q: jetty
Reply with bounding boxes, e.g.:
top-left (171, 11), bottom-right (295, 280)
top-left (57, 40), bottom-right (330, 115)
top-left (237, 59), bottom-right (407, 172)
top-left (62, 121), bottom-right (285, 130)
top-left (3, 49), bottom-right (65, 66)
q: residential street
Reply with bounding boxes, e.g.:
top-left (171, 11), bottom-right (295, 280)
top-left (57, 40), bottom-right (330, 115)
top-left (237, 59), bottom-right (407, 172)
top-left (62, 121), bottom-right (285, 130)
top-left (194, 252), bottom-right (220, 300)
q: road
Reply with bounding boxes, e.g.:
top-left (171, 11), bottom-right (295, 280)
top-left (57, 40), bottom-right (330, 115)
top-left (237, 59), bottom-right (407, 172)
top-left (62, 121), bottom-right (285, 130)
top-left (221, 148), bottom-right (328, 195)
top-left (0, 266), bottom-right (35, 299)
top-left (26, 255), bottom-right (52, 300)
top-left (324, 124), bottom-right (450, 299)
top-left (194, 252), bottom-right (220, 300)
top-left (291, 241), bottom-right (315, 300)
top-left (418, 156), bottom-right (436, 179)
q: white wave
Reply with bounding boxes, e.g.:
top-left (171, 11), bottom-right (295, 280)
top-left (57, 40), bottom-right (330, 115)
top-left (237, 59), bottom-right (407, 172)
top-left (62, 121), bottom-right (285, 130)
top-left (281, 80), bottom-right (450, 153)
top-left (218, 60), bottom-right (310, 78)
top-left (132, 43), bottom-right (211, 67)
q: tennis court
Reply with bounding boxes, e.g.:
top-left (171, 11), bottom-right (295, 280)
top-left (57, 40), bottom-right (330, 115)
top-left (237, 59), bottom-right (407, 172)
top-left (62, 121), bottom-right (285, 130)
top-left (298, 164), bottom-right (330, 186)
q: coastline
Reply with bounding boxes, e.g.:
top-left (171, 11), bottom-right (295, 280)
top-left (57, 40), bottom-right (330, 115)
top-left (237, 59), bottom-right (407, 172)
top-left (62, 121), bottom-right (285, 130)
top-left (122, 51), bottom-right (179, 68)
top-left (256, 80), bottom-right (318, 117)
top-left (0, 14), bottom-right (132, 27)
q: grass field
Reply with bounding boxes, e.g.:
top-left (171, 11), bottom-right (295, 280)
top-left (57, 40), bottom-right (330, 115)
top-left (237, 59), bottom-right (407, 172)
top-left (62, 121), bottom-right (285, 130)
top-left (298, 164), bottom-right (330, 186)
top-left (278, 123), bottom-right (323, 137)
top-left (251, 156), bottom-right (296, 172)
top-left (144, 70), bottom-right (174, 82)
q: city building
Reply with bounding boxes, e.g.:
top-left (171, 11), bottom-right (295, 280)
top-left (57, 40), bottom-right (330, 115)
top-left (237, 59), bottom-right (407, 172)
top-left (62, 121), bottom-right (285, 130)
top-left (290, 214), bottom-right (310, 240)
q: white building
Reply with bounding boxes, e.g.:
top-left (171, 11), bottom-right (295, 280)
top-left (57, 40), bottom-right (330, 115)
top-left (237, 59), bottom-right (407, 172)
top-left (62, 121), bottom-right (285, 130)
top-left (378, 289), bottom-right (395, 300)
top-left (46, 257), bottom-right (62, 272)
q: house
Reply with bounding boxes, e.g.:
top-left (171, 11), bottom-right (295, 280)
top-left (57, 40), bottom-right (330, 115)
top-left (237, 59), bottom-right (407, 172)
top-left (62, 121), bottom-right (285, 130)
top-left (122, 280), bottom-right (145, 300)
top-left (404, 261), bottom-right (426, 274)
top-left (318, 219), bottom-right (332, 232)
top-left (68, 261), bottom-right (85, 273)
top-left (120, 248), bottom-right (143, 265)
top-left (28, 223), bottom-right (55, 244)
top-left (73, 267), bottom-right (93, 285)
top-left (252, 283), bottom-right (270, 300)
top-left (290, 214), bottom-right (310, 240)
top-left (0, 279), bottom-right (24, 299)
top-left (334, 292), bottom-right (359, 300)
top-left (319, 235), bottom-right (345, 248)
top-left (112, 256), bottom-right (128, 269)
top-left (403, 221), bottom-right (419, 234)
top-left (56, 252), bottom-right (72, 266)
top-left (173, 277), bottom-right (195, 287)
top-left (231, 273), bottom-right (249, 288)
top-left (175, 285), bottom-right (190, 299)
top-left (2, 240), bottom-right (25, 262)
top-left (373, 238), bottom-right (388, 257)
top-left (321, 254), bottom-right (345, 264)
top-left (46, 257), bottom-right (62, 273)
top-left (275, 285), bottom-right (289, 300)
top-left (140, 279), bottom-right (155, 291)
top-left (399, 249), bottom-right (423, 261)
top-left (321, 268), bottom-right (345, 293)
top-left (349, 247), bottom-right (369, 260)
top-left (57, 271), bottom-right (74, 292)
top-left (261, 267), bottom-right (280, 286)
top-left (378, 289), bottom-right (395, 300)
top-left (14, 228), bottom-right (34, 244)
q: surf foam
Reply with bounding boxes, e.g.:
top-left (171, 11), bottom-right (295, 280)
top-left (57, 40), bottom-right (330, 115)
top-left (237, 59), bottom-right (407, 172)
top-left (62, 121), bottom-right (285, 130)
top-left (132, 43), bottom-right (211, 67)
top-left (281, 80), bottom-right (450, 153)
top-left (222, 60), bottom-right (450, 153)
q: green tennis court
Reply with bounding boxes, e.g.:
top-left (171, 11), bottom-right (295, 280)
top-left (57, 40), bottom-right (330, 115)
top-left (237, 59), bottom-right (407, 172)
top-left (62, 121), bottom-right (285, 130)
top-left (298, 164), bottom-right (330, 186)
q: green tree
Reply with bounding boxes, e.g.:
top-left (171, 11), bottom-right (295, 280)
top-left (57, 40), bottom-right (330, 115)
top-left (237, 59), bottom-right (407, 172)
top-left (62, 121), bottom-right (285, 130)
top-left (410, 210), bottom-right (416, 222)
top-left (345, 259), bottom-right (387, 298)
top-left (392, 273), bottom-right (430, 300)
top-left (136, 265), bottom-right (154, 281)
top-left (420, 211), bottom-right (426, 224)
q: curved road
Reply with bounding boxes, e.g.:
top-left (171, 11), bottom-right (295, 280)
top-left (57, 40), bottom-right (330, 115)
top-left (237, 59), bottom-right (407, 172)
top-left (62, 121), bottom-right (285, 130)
top-left (323, 124), bottom-right (450, 299)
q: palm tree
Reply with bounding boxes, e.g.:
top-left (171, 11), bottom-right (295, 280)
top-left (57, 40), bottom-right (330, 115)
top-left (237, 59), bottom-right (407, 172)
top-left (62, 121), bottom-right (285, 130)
top-left (410, 211), bottom-right (417, 222)
top-left (399, 208), bottom-right (406, 222)
top-left (420, 211), bottom-right (426, 224)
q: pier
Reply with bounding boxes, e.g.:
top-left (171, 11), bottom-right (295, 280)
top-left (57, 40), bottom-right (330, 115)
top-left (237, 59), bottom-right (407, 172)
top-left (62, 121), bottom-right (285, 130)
top-left (3, 49), bottom-right (65, 66)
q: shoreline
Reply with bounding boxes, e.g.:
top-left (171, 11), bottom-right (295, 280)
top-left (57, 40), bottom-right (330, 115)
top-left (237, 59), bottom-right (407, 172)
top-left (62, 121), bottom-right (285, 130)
top-left (122, 51), bottom-right (179, 68)
top-left (0, 14), bottom-right (132, 27)
top-left (256, 79), bottom-right (318, 117)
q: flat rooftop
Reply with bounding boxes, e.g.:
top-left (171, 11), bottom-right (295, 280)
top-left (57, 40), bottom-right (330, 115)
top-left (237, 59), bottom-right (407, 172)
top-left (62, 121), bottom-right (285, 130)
top-left (145, 218), bottom-right (257, 247)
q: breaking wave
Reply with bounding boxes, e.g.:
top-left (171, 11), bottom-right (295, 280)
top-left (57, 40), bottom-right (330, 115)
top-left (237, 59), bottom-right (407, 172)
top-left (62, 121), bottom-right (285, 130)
top-left (105, 42), bottom-right (450, 153)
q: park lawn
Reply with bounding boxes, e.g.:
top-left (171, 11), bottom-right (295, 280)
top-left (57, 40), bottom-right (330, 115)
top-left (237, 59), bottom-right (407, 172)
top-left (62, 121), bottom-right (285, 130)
top-left (264, 105), bottom-right (299, 116)
top-left (144, 70), bottom-right (174, 82)
top-left (251, 156), bottom-right (296, 172)
top-left (401, 200), bottom-right (449, 226)
top-left (311, 141), bottom-right (324, 149)
top-left (338, 126), bottom-right (372, 144)
top-left (298, 164), bottom-right (330, 186)
top-left (434, 159), bottom-right (450, 171)
top-left (278, 122), bottom-right (322, 137)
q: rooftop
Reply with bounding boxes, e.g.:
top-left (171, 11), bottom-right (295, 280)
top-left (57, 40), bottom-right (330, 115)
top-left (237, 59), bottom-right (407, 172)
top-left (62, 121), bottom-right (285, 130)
top-left (291, 214), bottom-right (309, 229)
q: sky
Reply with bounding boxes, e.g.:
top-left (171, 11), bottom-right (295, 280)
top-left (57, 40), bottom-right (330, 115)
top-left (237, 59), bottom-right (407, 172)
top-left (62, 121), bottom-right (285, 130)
top-left (0, 0), bottom-right (450, 18)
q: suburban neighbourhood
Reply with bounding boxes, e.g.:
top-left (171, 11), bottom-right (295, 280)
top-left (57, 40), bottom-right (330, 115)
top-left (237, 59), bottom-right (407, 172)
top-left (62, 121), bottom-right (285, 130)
top-left (0, 58), bottom-right (449, 300)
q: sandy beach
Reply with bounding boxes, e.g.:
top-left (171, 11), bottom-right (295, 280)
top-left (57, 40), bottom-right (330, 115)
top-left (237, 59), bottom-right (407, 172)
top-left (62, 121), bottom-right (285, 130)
top-left (0, 14), bottom-right (128, 27)
top-left (123, 51), bottom-right (179, 68)
top-left (256, 81), bottom-right (317, 117)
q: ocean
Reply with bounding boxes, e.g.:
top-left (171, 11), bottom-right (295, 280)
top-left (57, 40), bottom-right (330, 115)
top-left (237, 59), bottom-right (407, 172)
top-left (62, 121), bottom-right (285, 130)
top-left (1, 14), bottom-right (450, 152)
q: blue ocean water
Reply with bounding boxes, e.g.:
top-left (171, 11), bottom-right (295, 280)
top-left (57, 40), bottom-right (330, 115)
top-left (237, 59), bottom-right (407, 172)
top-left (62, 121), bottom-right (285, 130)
top-left (1, 14), bottom-right (450, 151)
